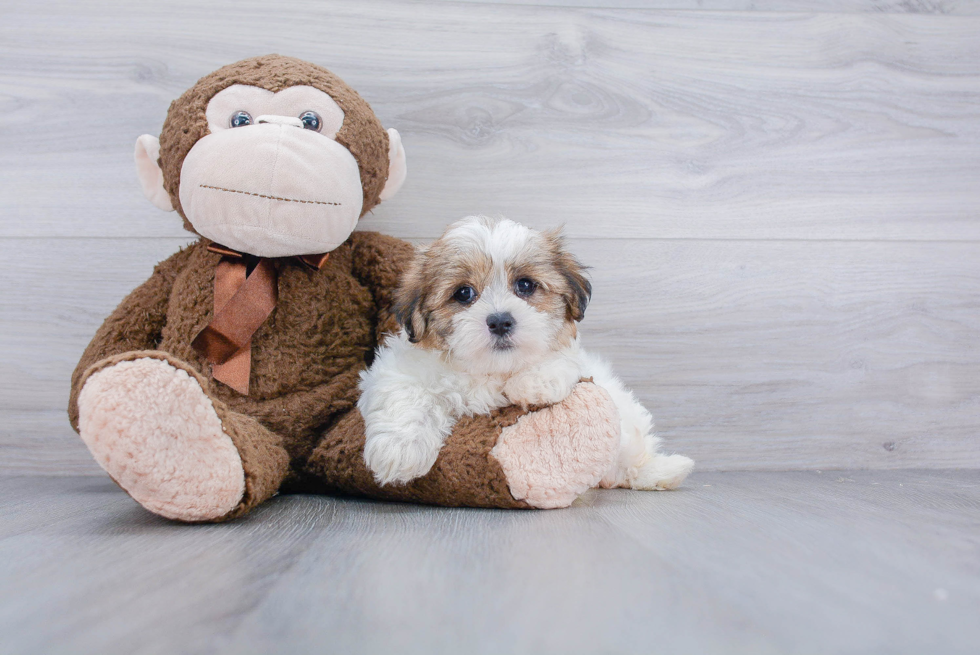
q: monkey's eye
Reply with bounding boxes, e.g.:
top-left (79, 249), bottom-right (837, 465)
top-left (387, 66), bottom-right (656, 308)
top-left (453, 286), bottom-right (477, 304)
top-left (229, 111), bottom-right (252, 128)
top-left (515, 278), bottom-right (537, 297)
top-left (299, 111), bottom-right (322, 132)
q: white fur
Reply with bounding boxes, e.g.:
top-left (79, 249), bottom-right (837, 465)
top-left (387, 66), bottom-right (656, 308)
top-left (359, 217), bottom-right (694, 489)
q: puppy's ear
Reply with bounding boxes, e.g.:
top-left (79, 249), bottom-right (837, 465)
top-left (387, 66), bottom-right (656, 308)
top-left (546, 228), bottom-right (592, 322)
top-left (394, 291), bottom-right (428, 343)
top-left (561, 257), bottom-right (592, 322)
top-left (393, 250), bottom-right (429, 343)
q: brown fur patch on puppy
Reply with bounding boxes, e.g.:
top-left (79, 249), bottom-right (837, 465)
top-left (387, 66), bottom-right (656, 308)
top-left (394, 239), bottom-right (494, 350)
top-left (506, 229), bottom-right (589, 348)
top-left (392, 254), bottom-right (429, 346)
top-left (542, 228), bottom-right (592, 322)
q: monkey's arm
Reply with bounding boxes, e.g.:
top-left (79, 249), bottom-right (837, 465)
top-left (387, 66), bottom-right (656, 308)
top-left (348, 230), bottom-right (415, 337)
top-left (68, 244), bottom-right (196, 430)
top-left (303, 381), bottom-right (621, 510)
top-left (304, 405), bottom-right (532, 509)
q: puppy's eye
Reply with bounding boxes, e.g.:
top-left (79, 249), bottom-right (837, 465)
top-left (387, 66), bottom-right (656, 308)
top-left (453, 286), bottom-right (477, 304)
top-left (515, 278), bottom-right (537, 297)
top-left (299, 111), bottom-right (322, 132)
top-left (229, 111), bottom-right (252, 128)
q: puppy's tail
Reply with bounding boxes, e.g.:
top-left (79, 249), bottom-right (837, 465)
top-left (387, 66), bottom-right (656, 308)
top-left (630, 450), bottom-right (695, 491)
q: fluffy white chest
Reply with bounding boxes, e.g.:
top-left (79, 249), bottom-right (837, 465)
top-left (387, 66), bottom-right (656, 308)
top-left (451, 370), bottom-right (511, 416)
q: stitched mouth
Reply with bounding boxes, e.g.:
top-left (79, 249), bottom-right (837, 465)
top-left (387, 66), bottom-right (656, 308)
top-left (199, 184), bottom-right (341, 206)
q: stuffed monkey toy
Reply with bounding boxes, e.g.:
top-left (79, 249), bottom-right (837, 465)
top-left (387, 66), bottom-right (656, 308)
top-left (68, 55), bottom-right (621, 522)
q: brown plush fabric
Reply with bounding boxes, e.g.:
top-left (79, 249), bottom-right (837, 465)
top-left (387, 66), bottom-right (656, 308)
top-left (69, 231), bottom-right (527, 515)
top-left (159, 54), bottom-right (390, 229)
top-left (302, 405), bottom-right (532, 509)
top-left (211, 403), bottom-right (291, 521)
top-left (68, 246), bottom-right (196, 430)
top-left (72, 231), bottom-right (406, 453)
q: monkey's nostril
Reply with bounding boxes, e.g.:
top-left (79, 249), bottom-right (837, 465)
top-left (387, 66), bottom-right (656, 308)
top-left (486, 312), bottom-right (515, 337)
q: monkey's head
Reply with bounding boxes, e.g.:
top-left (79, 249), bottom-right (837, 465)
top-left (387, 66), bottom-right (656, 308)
top-left (135, 55), bottom-right (407, 257)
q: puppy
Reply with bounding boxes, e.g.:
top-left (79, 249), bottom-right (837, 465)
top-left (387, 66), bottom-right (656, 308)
top-left (358, 216), bottom-right (694, 491)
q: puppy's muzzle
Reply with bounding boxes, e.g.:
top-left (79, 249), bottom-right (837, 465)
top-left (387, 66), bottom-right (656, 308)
top-left (486, 312), bottom-right (515, 337)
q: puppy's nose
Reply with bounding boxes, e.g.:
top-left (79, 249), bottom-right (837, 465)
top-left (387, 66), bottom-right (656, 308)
top-left (486, 312), bottom-right (515, 337)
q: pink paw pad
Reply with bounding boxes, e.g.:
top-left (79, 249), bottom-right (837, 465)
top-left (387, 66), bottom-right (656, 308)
top-left (77, 357), bottom-right (245, 521)
top-left (492, 383), bottom-right (621, 509)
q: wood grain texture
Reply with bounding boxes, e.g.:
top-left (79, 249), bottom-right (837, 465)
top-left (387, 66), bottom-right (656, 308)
top-left (1, 471), bottom-right (978, 654)
top-left (1, 0), bottom-right (979, 240)
top-left (3, 237), bottom-right (978, 474)
top-left (445, 0), bottom-right (980, 14)
top-left (1, 0), bottom-right (978, 474)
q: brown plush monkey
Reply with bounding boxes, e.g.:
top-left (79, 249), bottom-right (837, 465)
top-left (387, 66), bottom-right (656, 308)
top-left (68, 55), bottom-right (621, 522)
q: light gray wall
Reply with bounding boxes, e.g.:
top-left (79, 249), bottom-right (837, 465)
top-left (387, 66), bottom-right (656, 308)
top-left (1, 0), bottom-right (978, 474)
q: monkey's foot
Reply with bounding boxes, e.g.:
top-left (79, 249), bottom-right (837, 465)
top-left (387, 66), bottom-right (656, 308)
top-left (491, 382), bottom-right (621, 509)
top-left (77, 356), bottom-right (245, 522)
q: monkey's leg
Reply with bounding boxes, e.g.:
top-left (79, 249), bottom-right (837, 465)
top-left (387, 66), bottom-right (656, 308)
top-left (302, 381), bottom-right (620, 509)
top-left (76, 352), bottom-right (289, 522)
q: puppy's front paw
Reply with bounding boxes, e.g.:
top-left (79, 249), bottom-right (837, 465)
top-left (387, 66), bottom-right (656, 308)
top-left (503, 370), bottom-right (578, 409)
top-left (363, 430), bottom-right (442, 486)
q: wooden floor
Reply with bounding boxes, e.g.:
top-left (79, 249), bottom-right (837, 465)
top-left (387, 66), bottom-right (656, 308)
top-left (1, 470), bottom-right (977, 654)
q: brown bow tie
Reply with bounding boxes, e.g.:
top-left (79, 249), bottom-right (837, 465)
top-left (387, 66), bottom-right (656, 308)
top-left (191, 243), bottom-right (329, 395)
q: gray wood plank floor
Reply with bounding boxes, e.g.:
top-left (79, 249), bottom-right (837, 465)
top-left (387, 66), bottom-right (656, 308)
top-left (2, 471), bottom-right (977, 655)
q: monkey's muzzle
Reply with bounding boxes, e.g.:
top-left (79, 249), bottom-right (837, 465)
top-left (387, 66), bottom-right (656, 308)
top-left (178, 122), bottom-right (364, 258)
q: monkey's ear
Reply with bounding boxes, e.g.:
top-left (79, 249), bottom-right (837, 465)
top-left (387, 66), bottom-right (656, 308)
top-left (379, 128), bottom-right (407, 201)
top-left (134, 135), bottom-right (175, 212)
